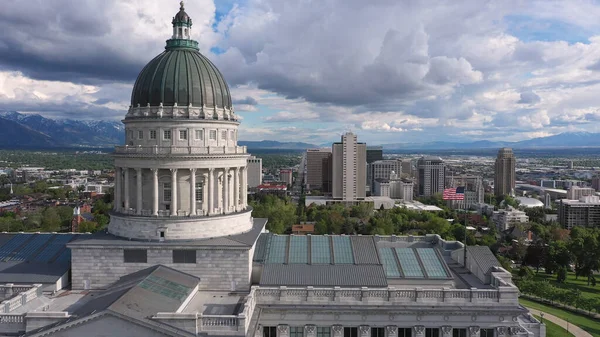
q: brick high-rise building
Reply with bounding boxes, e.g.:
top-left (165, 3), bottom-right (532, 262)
top-left (305, 148), bottom-right (331, 191)
top-left (417, 157), bottom-right (445, 196)
top-left (494, 148), bottom-right (516, 197)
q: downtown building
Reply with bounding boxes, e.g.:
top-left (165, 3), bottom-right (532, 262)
top-left (558, 195), bottom-right (600, 229)
top-left (247, 156), bottom-right (263, 188)
top-left (369, 159), bottom-right (403, 191)
top-left (0, 4), bottom-right (544, 337)
top-left (332, 132), bottom-right (366, 200)
top-left (305, 148), bottom-right (332, 192)
top-left (417, 157), bottom-right (446, 197)
top-left (445, 175), bottom-right (484, 210)
top-left (494, 148), bottom-right (515, 198)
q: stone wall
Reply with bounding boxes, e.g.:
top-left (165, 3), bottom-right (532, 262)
top-left (71, 246), bottom-right (251, 291)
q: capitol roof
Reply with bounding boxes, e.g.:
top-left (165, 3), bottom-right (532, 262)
top-left (515, 196), bottom-right (544, 208)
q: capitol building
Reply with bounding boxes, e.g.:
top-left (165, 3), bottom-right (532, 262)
top-left (0, 3), bottom-right (544, 337)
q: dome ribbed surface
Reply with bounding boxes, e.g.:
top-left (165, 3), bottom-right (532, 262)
top-left (131, 49), bottom-right (232, 109)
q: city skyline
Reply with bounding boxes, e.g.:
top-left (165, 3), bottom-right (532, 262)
top-left (3, 1), bottom-right (600, 145)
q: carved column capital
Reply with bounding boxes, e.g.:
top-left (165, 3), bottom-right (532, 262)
top-left (386, 326), bottom-right (397, 337)
top-left (468, 326), bottom-right (480, 337)
top-left (170, 168), bottom-right (178, 173)
top-left (359, 325), bottom-right (370, 337)
top-left (277, 325), bottom-right (289, 337)
top-left (332, 325), bottom-right (343, 337)
top-left (190, 168), bottom-right (197, 174)
top-left (413, 326), bottom-right (425, 337)
top-left (305, 325), bottom-right (316, 337)
top-left (496, 327), bottom-right (507, 337)
top-left (441, 326), bottom-right (452, 337)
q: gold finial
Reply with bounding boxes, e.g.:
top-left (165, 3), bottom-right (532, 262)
top-left (180, 1), bottom-right (185, 10)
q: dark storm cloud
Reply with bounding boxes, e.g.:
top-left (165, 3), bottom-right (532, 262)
top-left (517, 91), bottom-right (541, 104)
top-left (233, 96), bottom-right (258, 105)
top-left (0, 1), bottom-right (160, 84)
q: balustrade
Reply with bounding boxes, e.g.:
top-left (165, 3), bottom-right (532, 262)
top-left (114, 145), bottom-right (247, 156)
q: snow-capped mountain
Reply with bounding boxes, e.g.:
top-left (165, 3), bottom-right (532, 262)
top-left (0, 111), bottom-right (124, 148)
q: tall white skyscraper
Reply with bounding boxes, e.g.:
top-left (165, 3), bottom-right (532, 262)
top-left (332, 132), bottom-right (366, 200)
top-left (247, 156), bottom-right (263, 188)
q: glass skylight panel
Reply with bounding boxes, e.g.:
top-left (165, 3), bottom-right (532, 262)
top-left (289, 235), bottom-right (308, 264)
top-left (395, 248), bottom-right (424, 278)
top-left (0, 234), bottom-right (28, 260)
top-left (266, 235), bottom-right (287, 264)
top-left (311, 235), bottom-right (331, 264)
top-left (139, 275), bottom-right (191, 301)
top-left (379, 247), bottom-right (401, 277)
top-left (416, 248), bottom-right (449, 278)
top-left (332, 236), bottom-right (354, 264)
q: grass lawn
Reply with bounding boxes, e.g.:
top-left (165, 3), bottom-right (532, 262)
top-left (533, 315), bottom-right (570, 337)
top-left (520, 298), bottom-right (600, 336)
top-left (529, 271), bottom-right (600, 300)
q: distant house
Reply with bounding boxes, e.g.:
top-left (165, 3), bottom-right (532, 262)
top-left (291, 222), bottom-right (315, 235)
top-left (71, 205), bottom-right (95, 232)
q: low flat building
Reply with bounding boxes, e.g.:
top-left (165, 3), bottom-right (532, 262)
top-left (492, 207), bottom-right (529, 231)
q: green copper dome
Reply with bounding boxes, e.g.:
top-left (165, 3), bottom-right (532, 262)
top-left (130, 2), bottom-right (232, 110)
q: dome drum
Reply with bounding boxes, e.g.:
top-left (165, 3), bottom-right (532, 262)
top-left (125, 103), bottom-right (237, 121)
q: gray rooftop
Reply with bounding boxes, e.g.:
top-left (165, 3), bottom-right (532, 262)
top-left (467, 246), bottom-right (502, 274)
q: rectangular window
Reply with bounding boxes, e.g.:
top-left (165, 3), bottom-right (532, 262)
top-left (210, 130), bottom-right (217, 140)
top-left (138, 130), bottom-right (144, 139)
top-left (398, 328), bottom-right (412, 337)
top-left (221, 130), bottom-right (227, 140)
top-left (172, 250), bottom-right (196, 263)
top-left (263, 327), bottom-right (277, 337)
top-left (290, 327), bottom-right (303, 337)
top-left (453, 329), bottom-right (467, 337)
top-left (371, 328), bottom-right (385, 337)
top-left (425, 328), bottom-right (439, 337)
top-left (344, 328), bottom-right (358, 337)
top-left (480, 329), bottom-right (494, 337)
top-left (124, 249), bottom-right (147, 263)
top-left (195, 129), bottom-right (203, 140)
top-left (179, 130), bottom-right (187, 140)
top-left (317, 327), bottom-right (330, 337)
top-left (150, 130), bottom-right (157, 140)
top-left (164, 130), bottom-right (171, 140)
top-left (163, 182), bottom-right (172, 202)
top-left (195, 182), bottom-right (203, 201)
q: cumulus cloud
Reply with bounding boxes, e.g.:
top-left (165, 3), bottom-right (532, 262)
top-left (518, 91), bottom-right (541, 104)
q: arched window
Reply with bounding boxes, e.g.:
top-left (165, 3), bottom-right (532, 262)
top-left (184, 28), bottom-right (188, 37)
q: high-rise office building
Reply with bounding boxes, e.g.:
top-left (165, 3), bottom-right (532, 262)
top-left (417, 157), bottom-right (445, 196)
top-left (247, 156), bottom-right (263, 188)
top-left (592, 176), bottom-right (600, 191)
top-left (558, 196), bottom-right (600, 229)
top-left (332, 132), bottom-right (366, 200)
top-left (369, 159), bottom-right (403, 190)
top-left (494, 148), bottom-right (516, 197)
top-left (366, 146), bottom-right (383, 164)
top-left (566, 186), bottom-right (595, 200)
top-left (305, 148), bottom-right (331, 191)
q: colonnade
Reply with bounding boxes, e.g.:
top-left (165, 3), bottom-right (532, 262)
top-left (114, 166), bottom-right (248, 217)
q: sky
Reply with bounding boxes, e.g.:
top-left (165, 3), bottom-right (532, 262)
top-left (2, 0), bottom-right (600, 145)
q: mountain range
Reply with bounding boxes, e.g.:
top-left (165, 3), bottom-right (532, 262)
top-left (0, 111), bottom-right (124, 148)
top-left (1, 111), bottom-right (600, 150)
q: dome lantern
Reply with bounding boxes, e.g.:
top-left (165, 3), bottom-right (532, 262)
top-left (167, 1), bottom-right (198, 50)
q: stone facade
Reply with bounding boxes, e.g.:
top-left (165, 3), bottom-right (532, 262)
top-left (71, 246), bottom-right (252, 291)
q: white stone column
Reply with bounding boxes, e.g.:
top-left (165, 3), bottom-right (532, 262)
top-left (441, 326), bottom-right (452, 337)
top-left (123, 167), bottom-right (130, 211)
top-left (208, 168), bottom-right (214, 215)
top-left (413, 326), bottom-right (425, 337)
top-left (241, 166), bottom-right (247, 208)
top-left (234, 167), bottom-right (240, 211)
top-left (223, 167), bottom-right (229, 213)
top-left (170, 168), bottom-right (178, 216)
top-left (152, 168), bottom-right (159, 216)
top-left (190, 168), bottom-right (197, 216)
top-left (136, 168), bottom-right (142, 215)
top-left (114, 167), bottom-right (121, 212)
top-left (202, 173), bottom-right (208, 215)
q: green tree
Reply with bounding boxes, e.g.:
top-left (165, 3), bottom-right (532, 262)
top-left (41, 207), bottom-right (61, 232)
top-left (78, 221), bottom-right (98, 233)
